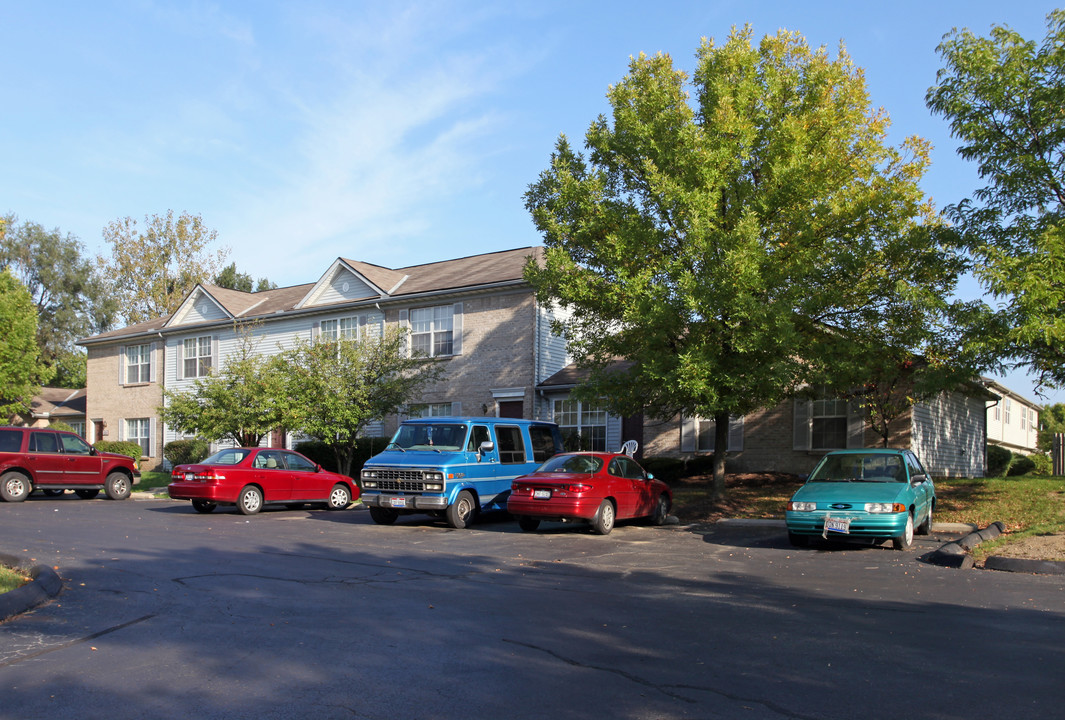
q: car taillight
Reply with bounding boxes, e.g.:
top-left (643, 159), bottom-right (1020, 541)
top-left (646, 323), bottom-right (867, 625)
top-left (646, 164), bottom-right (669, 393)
top-left (195, 471), bottom-right (225, 483)
top-left (565, 483), bottom-right (593, 493)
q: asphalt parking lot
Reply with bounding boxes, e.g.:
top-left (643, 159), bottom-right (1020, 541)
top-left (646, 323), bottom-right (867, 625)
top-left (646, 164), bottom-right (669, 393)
top-left (1, 496), bottom-right (1064, 720)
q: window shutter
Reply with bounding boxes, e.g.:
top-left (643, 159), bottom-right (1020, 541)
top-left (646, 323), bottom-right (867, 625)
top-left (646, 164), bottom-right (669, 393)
top-left (118, 419), bottom-right (125, 441)
top-left (149, 419), bottom-right (156, 458)
top-left (176, 341), bottom-right (184, 381)
top-left (399, 309), bottom-right (409, 356)
top-left (680, 416), bottom-right (696, 453)
top-left (451, 401), bottom-right (461, 416)
top-left (729, 416), bottom-right (744, 452)
top-left (149, 342), bottom-right (158, 384)
top-left (846, 400), bottom-right (865, 448)
top-left (312, 321), bottom-right (320, 340)
top-left (212, 336), bottom-right (220, 374)
top-left (452, 303), bottom-right (463, 355)
top-left (793, 399), bottom-right (812, 450)
top-left (118, 346), bottom-right (126, 385)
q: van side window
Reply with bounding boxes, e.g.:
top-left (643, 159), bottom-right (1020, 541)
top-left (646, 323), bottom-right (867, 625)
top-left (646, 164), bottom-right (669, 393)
top-left (496, 426), bottom-right (526, 464)
top-left (467, 425), bottom-right (490, 452)
top-left (0, 429), bottom-right (22, 452)
top-left (59, 433), bottom-right (92, 455)
top-left (29, 431), bottom-right (59, 453)
top-left (529, 425), bottom-right (560, 463)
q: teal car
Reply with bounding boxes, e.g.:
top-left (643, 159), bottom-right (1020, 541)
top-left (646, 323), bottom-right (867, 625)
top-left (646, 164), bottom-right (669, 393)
top-left (785, 449), bottom-right (935, 550)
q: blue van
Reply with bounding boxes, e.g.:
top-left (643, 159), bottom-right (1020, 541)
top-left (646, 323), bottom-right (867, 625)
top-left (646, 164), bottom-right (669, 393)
top-left (360, 417), bottom-right (563, 528)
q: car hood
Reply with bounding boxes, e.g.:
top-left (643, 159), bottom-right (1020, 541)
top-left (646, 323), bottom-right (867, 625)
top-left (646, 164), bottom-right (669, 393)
top-left (791, 481), bottom-right (911, 504)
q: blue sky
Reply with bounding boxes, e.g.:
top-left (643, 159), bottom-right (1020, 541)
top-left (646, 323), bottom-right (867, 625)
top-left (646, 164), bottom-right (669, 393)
top-left (2, 1), bottom-right (1061, 403)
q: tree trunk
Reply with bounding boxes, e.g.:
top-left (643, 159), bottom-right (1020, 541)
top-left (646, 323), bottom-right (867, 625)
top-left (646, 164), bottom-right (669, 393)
top-left (712, 410), bottom-right (729, 500)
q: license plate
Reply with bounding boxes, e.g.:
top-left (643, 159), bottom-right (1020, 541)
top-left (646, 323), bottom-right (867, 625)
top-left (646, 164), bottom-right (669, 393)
top-left (824, 516), bottom-right (851, 534)
top-left (533, 489), bottom-right (551, 499)
top-left (389, 496), bottom-right (407, 508)
top-left (185, 473), bottom-right (194, 482)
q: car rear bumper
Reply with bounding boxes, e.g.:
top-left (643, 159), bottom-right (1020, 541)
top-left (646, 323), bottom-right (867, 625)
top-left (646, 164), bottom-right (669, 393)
top-left (507, 496), bottom-right (601, 520)
top-left (168, 482), bottom-right (231, 502)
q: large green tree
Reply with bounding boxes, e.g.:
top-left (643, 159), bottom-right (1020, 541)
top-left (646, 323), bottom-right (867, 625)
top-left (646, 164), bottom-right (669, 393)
top-left (0, 215), bottom-right (118, 387)
top-left (526, 27), bottom-right (965, 497)
top-left (100, 210), bottom-right (229, 325)
top-left (0, 269), bottom-right (52, 418)
top-left (927, 10), bottom-right (1065, 391)
top-left (274, 327), bottom-right (444, 477)
top-left (160, 327), bottom-right (286, 447)
top-left (213, 262), bottom-right (277, 293)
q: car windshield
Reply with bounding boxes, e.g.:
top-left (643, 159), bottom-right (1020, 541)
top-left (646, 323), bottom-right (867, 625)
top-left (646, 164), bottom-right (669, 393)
top-left (535, 454), bottom-right (603, 474)
top-left (202, 449), bottom-right (252, 466)
top-left (809, 453), bottom-right (906, 483)
top-left (389, 424), bottom-right (467, 452)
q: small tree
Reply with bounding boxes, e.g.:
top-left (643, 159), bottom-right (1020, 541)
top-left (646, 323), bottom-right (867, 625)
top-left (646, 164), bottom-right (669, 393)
top-left (275, 327), bottom-right (443, 477)
top-left (160, 327), bottom-right (286, 447)
top-left (0, 269), bottom-right (52, 418)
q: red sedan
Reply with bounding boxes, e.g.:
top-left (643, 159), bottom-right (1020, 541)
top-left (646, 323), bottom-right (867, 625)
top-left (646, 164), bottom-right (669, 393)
top-left (168, 447), bottom-right (358, 515)
top-left (508, 452), bottom-right (672, 535)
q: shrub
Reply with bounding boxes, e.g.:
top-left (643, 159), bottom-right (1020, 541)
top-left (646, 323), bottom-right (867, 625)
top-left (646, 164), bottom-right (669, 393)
top-left (640, 457), bottom-right (687, 483)
top-left (164, 438), bottom-right (211, 467)
top-left (1029, 453), bottom-right (1053, 476)
top-left (294, 437), bottom-right (389, 476)
top-left (1007, 454), bottom-right (1036, 476)
top-left (987, 445), bottom-right (1012, 476)
top-left (95, 440), bottom-right (145, 468)
top-left (48, 420), bottom-right (75, 433)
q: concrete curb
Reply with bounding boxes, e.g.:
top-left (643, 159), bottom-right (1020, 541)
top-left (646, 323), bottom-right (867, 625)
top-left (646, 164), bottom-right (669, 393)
top-left (926, 521), bottom-right (1065, 575)
top-left (0, 551), bottom-right (63, 623)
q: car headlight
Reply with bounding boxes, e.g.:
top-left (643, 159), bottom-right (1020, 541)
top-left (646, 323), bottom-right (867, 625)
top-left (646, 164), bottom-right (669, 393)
top-left (865, 502), bottom-right (906, 513)
top-left (362, 480), bottom-right (378, 488)
top-left (788, 501), bottom-right (816, 512)
top-left (424, 482), bottom-right (444, 491)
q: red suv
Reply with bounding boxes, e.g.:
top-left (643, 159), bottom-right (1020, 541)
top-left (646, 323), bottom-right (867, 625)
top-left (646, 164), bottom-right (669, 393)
top-left (0, 426), bottom-right (141, 502)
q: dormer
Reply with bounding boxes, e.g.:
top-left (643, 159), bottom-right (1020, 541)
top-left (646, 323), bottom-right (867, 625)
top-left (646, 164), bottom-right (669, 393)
top-left (297, 259), bottom-right (406, 308)
top-left (165, 286), bottom-right (234, 327)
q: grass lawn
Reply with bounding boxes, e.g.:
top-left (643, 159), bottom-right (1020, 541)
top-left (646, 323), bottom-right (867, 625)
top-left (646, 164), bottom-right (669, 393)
top-left (138, 470), bottom-right (172, 492)
top-left (670, 472), bottom-right (1065, 552)
top-left (0, 564), bottom-right (31, 594)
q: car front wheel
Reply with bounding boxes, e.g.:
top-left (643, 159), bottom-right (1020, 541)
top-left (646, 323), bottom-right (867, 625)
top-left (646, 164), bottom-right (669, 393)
top-left (237, 485), bottom-right (263, 515)
top-left (105, 472), bottom-right (132, 500)
top-left (916, 503), bottom-right (933, 535)
top-left (592, 500), bottom-right (616, 535)
top-left (1, 472), bottom-right (31, 502)
top-left (326, 484), bottom-right (351, 510)
top-left (892, 512), bottom-right (914, 550)
top-left (649, 495), bottom-right (670, 526)
top-left (446, 491), bottom-right (475, 529)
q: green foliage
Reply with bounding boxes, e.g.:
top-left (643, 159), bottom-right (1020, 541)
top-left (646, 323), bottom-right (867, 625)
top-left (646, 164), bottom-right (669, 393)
top-left (95, 440), bottom-right (144, 466)
top-left (164, 438), bottom-right (211, 467)
top-left (1029, 453), bottom-right (1053, 476)
top-left (987, 444), bottom-right (1013, 476)
top-left (295, 436), bottom-right (388, 477)
top-left (526, 26), bottom-right (960, 497)
top-left (1038, 402), bottom-right (1065, 451)
top-left (213, 262), bottom-right (276, 293)
top-left (0, 268), bottom-right (52, 417)
top-left (275, 327), bottom-right (444, 477)
top-left (99, 210), bottom-right (228, 325)
top-left (638, 457), bottom-right (687, 483)
top-left (0, 216), bottom-right (118, 379)
top-left (1007, 454), bottom-right (1037, 477)
top-left (928, 11), bottom-right (1065, 391)
top-left (161, 326), bottom-right (286, 447)
top-left (48, 420), bottom-right (75, 433)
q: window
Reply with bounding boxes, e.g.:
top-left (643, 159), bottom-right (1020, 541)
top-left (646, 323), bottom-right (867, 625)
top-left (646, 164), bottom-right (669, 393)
top-left (126, 419), bottom-right (151, 457)
top-left (554, 399), bottom-right (607, 451)
top-left (68, 421), bottom-right (86, 438)
top-left (1004, 397), bottom-right (1012, 425)
top-left (496, 425), bottom-right (527, 464)
top-left (125, 344), bottom-right (152, 384)
top-left (691, 416), bottom-right (744, 452)
top-left (321, 317), bottom-right (359, 341)
top-left (812, 395), bottom-right (849, 450)
top-left (411, 305), bottom-right (454, 357)
top-left (28, 431), bottom-right (59, 453)
top-left (59, 433), bottom-right (92, 455)
top-left (0, 430), bottom-right (21, 452)
top-left (183, 336), bottom-right (213, 378)
top-left (609, 456), bottom-right (645, 479)
top-left (529, 425), bottom-right (562, 462)
top-left (410, 402), bottom-right (454, 418)
top-left (283, 451), bottom-right (317, 472)
top-left (467, 425), bottom-right (490, 452)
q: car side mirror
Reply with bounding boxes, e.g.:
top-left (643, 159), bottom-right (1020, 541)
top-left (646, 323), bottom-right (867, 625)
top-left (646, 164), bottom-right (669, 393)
top-left (479, 441), bottom-right (494, 454)
top-left (647, 473), bottom-right (655, 481)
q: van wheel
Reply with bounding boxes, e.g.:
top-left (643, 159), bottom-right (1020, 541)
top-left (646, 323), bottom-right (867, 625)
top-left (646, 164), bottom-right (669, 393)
top-left (1, 472), bottom-right (31, 502)
top-left (75, 489), bottom-right (100, 500)
top-left (369, 507), bottom-right (398, 525)
top-left (446, 491), bottom-right (475, 529)
top-left (105, 472), bottom-right (132, 500)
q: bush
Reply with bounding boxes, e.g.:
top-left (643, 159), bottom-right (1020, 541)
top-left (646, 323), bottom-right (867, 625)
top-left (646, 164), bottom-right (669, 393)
top-left (164, 438), bottom-right (211, 467)
top-left (987, 445), bottom-right (1012, 476)
top-left (294, 437), bottom-right (390, 476)
top-left (48, 420), bottom-right (75, 433)
top-left (95, 440), bottom-right (145, 468)
top-left (1029, 453), bottom-right (1053, 476)
top-left (1007, 454), bottom-right (1036, 476)
top-left (640, 457), bottom-right (687, 483)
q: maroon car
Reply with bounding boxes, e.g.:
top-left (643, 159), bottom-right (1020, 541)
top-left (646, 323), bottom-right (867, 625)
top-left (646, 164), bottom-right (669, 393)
top-left (508, 451), bottom-right (672, 535)
top-left (168, 447), bottom-right (358, 515)
top-left (0, 426), bottom-right (140, 502)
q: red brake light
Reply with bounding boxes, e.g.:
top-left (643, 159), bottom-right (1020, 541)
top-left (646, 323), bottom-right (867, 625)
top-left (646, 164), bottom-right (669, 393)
top-left (565, 483), bottom-right (593, 493)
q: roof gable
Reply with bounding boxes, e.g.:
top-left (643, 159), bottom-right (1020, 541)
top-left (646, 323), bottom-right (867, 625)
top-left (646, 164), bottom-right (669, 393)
top-left (297, 259), bottom-right (394, 309)
top-left (166, 286), bottom-right (234, 327)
